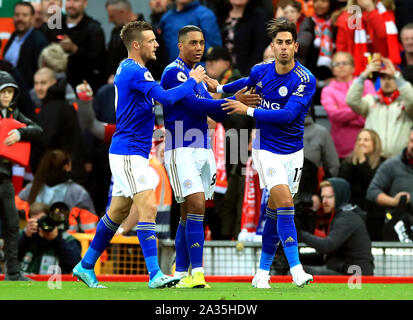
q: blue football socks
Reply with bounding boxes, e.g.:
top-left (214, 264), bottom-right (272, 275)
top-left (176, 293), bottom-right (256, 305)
top-left (259, 207), bottom-right (280, 271)
top-left (136, 222), bottom-right (160, 280)
top-left (81, 213), bottom-right (119, 269)
top-left (277, 207), bottom-right (300, 268)
top-left (185, 213), bottom-right (205, 269)
top-left (175, 218), bottom-right (190, 272)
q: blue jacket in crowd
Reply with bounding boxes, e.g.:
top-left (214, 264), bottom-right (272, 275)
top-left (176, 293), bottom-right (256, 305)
top-left (160, 0), bottom-right (222, 63)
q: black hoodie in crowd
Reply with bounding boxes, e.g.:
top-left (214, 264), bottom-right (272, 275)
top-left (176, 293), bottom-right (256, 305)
top-left (30, 77), bottom-right (86, 181)
top-left (300, 177), bottom-right (375, 275)
top-left (41, 14), bottom-right (107, 93)
top-left (0, 71), bottom-right (43, 178)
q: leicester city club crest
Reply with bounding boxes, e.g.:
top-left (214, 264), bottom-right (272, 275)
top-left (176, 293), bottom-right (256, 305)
top-left (183, 179), bottom-right (193, 189)
top-left (138, 175), bottom-right (147, 184)
top-left (266, 168), bottom-right (276, 177)
top-left (278, 86), bottom-right (288, 97)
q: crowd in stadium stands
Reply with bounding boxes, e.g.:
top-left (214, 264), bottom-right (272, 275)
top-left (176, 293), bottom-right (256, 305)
top-left (0, 0), bottom-right (413, 277)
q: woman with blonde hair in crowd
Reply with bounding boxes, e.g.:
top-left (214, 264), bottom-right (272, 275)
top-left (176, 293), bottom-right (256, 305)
top-left (338, 128), bottom-right (386, 240)
top-left (29, 43), bottom-right (76, 107)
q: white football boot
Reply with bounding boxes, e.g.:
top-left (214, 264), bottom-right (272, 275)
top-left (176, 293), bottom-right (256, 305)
top-left (252, 272), bottom-right (271, 289)
top-left (291, 264), bottom-right (313, 288)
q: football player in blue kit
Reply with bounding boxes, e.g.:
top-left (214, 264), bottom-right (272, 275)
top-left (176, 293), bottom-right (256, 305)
top-left (160, 25), bottom-right (260, 288)
top-left (72, 21), bottom-right (207, 289)
top-left (207, 18), bottom-right (315, 288)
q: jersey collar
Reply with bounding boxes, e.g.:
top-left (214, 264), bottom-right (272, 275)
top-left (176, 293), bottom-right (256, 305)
top-left (273, 59), bottom-right (298, 77)
top-left (176, 57), bottom-right (192, 72)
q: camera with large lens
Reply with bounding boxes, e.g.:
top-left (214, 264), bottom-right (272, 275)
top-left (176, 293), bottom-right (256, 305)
top-left (37, 215), bottom-right (56, 233)
top-left (294, 192), bottom-right (316, 234)
top-left (37, 202), bottom-right (70, 233)
top-left (49, 202), bottom-right (70, 232)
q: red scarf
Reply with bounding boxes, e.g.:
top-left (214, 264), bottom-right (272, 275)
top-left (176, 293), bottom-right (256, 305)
top-left (312, 16), bottom-right (333, 65)
top-left (376, 1), bottom-right (401, 66)
top-left (353, 13), bottom-right (369, 75)
top-left (212, 123), bottom-right (227, 194)
top-left (377, 88), bottom-right (400, 105)
top-left (240, 157), bottom-right (261, 233)
top-left (353, 2), bottom-right (401, 75)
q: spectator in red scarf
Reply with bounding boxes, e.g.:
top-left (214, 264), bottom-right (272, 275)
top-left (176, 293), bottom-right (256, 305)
top-left (334, 0), bottom-right (402, 75)
top-left (297, 0), bottom-right (337, 70)
top-left (297, 0), bottom-right (339, 104)
top-left (346, 57), bottom-right (413, 158)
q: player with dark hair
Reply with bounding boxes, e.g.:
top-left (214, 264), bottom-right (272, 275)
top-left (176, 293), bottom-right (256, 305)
top-left (160, 25), bottom-right (260, 288)
top-left (207, 18), bottom-right (315, 288)
top-left (72, 21), bottom-right (206, 289)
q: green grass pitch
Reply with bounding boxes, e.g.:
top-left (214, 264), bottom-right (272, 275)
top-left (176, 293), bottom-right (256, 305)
top-left (0, 282), bottom-right (412, 300)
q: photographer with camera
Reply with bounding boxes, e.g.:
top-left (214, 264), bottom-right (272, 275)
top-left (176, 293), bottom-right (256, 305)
top-left (367, 127), bottom-right (413, 242)
top-left (298, 177), bottom-right (374, 276)
top-left (18, 202), bottom-right (81, 274)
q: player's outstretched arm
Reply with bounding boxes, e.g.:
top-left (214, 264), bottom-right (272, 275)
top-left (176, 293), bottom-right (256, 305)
top-left (175, 89), bottom-right (258, 124)
top-left (205, 75), bottom-right (254, 94)
top-left (222, 99), bottom-right (305, 124)
top-left (234, 87), bottom-right (261, 106)
top-left (251, 99), bottom-right (305, 123)
top-left (222, 78), bottom-right (317, 123)
top-left (180, 91), bottom-right (232, 122)
top-left (148, 66), bottom-right (205, 105)
top-left (221, 99), bottom-right (252, 116)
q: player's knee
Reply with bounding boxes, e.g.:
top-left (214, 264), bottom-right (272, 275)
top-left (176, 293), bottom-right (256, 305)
top-left (276, 198), bottom-right (294, 209)
top-left (270, 186), bottom-right (294, 208)
top-left (107, 208), bottom-right (129, 222)
top-left (149, 203), bottom-right (157, 217)
top-left (118, 209), bottom-right (130, 221)
top-left (141, 200), bottom-right (157, 220)
top-left (185, 201), bottom-right (204, 214)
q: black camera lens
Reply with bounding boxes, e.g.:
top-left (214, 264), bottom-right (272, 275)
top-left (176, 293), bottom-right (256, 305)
top-left (37, 216), bottom-right (56, 232)
top-left (49, 202), bottom-right (70, 231)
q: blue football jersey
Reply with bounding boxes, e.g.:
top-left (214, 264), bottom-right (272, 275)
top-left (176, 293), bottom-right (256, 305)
top-left (161, 57), bottom-right (212, 150)
top-left (242, 60), bottom-right (316, 154)
top-left (109, 59), bottom-right (158, 157)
